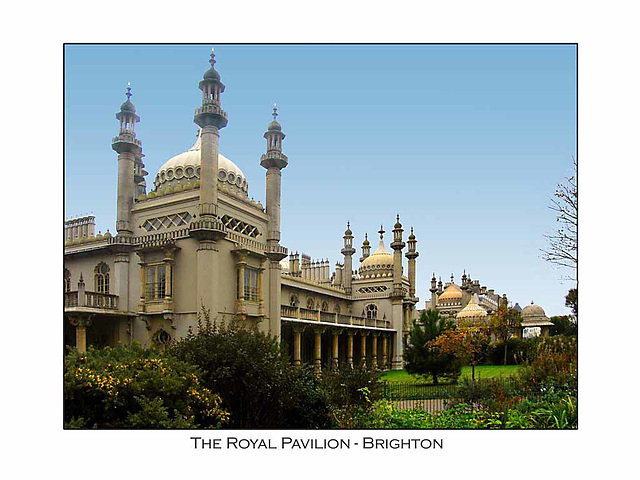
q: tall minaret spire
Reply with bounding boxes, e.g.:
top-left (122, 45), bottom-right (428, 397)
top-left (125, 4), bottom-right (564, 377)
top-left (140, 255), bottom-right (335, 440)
top-left (191, 49), bottom-right (229, 318)
top-left (360, 232), bottom-right (371, 263)
top-left (390, 215), bottom-right (406, 298)
top-left (261, 103), bottom-right (289, 336)
top-left (341, 221), bottom-right (355, 294)
top-left (193, 47), bottom-right (228, 222)
top-left (112, 83), bottom-right (142, 236)
top-left (405, 227), bottom-right (419, 299)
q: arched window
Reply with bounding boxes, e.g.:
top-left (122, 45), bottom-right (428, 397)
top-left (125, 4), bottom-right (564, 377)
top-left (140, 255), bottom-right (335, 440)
top-left (64, 268), bottom-right (71, 292)
top-left (321, 301), bottom-right (329, 312)
top-left (365, 304), bottom-right (378, 320)
top-left (334, 304), bottom-right (341, 314)
top-left (94, 262), bottom-right (110, 294)
top-left (307, 297), bottom-right (315, 310)
top-left (290, 294), bottom-right (299, 307)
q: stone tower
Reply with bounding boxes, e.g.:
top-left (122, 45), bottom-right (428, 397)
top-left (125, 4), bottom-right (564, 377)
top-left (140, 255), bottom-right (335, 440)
top-left (190, 49), bottom-right (229, 316)
top-left (261, 103), bottom-right (289, 336)
top-left (111, 83), bottom-right (142, 313)
top-left (341, 222), bottom-right (355, 294)
top-left (359, 233), bottom-right (370, 263)
top-left (405, 227), bottom-right (419, 299)
top-left (112, 83), bottom-right (142, 237)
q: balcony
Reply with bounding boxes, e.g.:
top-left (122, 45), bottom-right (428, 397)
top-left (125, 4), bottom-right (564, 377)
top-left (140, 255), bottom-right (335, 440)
top-left (64, 290), bottom-right (119, 311)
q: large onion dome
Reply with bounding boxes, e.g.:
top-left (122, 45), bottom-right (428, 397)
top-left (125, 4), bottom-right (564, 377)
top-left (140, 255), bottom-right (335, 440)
top-left (456, 294), bottom-right (488, 320)
top-left (359, 236), bottom-right (394, 278)
top-left (154, 130), bottom-right (248, 196)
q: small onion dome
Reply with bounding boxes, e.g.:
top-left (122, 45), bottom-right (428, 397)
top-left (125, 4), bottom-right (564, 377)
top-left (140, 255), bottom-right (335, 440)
top-left (204, 50), bottom-right (221, 81)
top-left (408, 228), bottom-right (416, 241)
top-left (363, 233), bottom-right (370, 246)
top-left (394, 215), bottom-right (402, 229)
top-left (344, 222), bottom-right (352, 236)
top-left (103, 230), bottom-right (112, 239)
top-left (438, 282), bottom-right (463, 301)
top-left (456, 294), bottom-right (488, 320)
top-left (120, 98), bottom-right (136, 114)
top-left (268, 119), bottom-right (282, 131)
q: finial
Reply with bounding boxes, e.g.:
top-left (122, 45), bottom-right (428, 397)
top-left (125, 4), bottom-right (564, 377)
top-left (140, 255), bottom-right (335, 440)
top-left (411, 227), bottom-right (414, 234)
top-left (209, 48), bottom-right (216, 68)
top-left (365, 232), bottom-right (368, 240)
top-left (79, 273), bottom-right (84, 282)
top-left (273, 103), bottom-right (278, 120)
top-left (126, 82), bottom-right (132, 99)
top-left (451, 273), bottom-right (454, 283)
top-left (347, 221), bottom-right (350, 229)
top-left (378, 225), bottom-right (385, 239)
top-left (397, 214), bottom-right (400, 222)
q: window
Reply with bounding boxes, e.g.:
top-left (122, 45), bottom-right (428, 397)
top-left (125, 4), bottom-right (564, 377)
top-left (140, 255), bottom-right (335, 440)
top-left (244, 268), bottom-right (259, 302)
top-left (321, 301), bottom-right (329, 312)
top-left (64, 268), bottom-right (71, 292)
top-left (334, 304), bottom-right (341, 314)
top-left (307, 297), bottom-right (315, 310)
top-left (145, 264), bottom-right (168, 300)
top-left (365, 304), bottom-right (378, 320)
top-left (290, 294), bottom-right (299, 307)
top-left (94, 262), bottom-right (110, 293)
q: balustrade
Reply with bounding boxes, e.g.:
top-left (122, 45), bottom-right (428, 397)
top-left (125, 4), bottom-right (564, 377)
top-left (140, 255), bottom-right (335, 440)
top-left (64, 290), bottom-right (118, 310)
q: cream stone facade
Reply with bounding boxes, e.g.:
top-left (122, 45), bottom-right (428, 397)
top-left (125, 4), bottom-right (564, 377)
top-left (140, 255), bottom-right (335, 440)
top-left (64, 52), bottom-right (421, 371)
top-left (64, 52), bottom-right (555, 369)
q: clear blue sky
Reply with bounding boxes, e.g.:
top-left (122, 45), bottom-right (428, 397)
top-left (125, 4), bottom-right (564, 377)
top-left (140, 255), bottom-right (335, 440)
top-left (64, 44), bottom-right (576, 316)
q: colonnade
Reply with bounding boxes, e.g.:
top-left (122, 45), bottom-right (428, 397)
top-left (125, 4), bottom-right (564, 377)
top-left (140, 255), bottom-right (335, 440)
top-left (282, 322), bottom-right (394, 374)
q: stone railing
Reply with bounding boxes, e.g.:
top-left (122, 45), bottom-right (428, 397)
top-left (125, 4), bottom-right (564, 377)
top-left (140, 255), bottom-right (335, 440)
top-left (282, 306), bottom-right (389, 330)
top-left (64, 291), bottom-right (118, 310)
top-left (135, 228), bottom-right (190, 249)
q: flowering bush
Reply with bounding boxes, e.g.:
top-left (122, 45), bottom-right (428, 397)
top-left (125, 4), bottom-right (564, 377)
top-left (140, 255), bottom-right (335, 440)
top-left (64, 343), bottom-right (229, 429)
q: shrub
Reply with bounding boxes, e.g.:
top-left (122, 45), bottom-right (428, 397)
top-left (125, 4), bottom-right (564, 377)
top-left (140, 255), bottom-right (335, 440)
top-left (487, 337), bottom-right (539, 365)
top-left (319, 365), bottom-right (384, 428)
top-left (64, 343), bottom-right (229, 429)
top-left (170, 308), bottom-right (330, 429)
top-left (517, 335), bottom-right (577, 394)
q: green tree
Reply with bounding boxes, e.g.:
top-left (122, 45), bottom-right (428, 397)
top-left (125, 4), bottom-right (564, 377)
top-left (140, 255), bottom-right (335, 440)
top-left (429, 322), bottom-right (490, 381)
top-left (170, 306), bottom-right (330, 429)
top-left (64, 343), bottom-right (229, 429)
top-left (565, 288), bottom-right (578, 320)
top-left (550, 315), bottom-right (577, 336)
top-left (403, 309), bottom-right (460, 384)
top-left (489, 302), bottom-right (523, 365)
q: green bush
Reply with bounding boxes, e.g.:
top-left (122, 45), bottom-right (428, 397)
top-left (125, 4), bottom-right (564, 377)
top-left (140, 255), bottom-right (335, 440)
top-left (318, 365), bottom-right (384, 428)
top-left (517, 335), bottom-right (577, 395)
top-left (487, 338), bottom-right (539, 365)
top-left (64, 343), bottom-right (229, 429)
top-left (170, 309), bottom-right (330, 429)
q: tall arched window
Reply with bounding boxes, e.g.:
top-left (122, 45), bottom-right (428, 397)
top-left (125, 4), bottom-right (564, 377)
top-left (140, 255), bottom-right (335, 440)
top-left (306, 297), bottom-right (315, 310)
top-left (290, 294), bottom-right (299, 307)
top-left (94, 262), bottom-right (110, 294)
top-left (334, 304), bottom-right (341, 314)
top-left (64, 268), bottom-right (71, 292)
top-left (321, 300), bottom-right (329, 312)
top-left (365, 304), bottom-right (378, 320)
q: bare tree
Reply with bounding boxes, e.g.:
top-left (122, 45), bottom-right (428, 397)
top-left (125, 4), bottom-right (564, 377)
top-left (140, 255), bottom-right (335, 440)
top-left (542, 157), bottom-right (577, 281)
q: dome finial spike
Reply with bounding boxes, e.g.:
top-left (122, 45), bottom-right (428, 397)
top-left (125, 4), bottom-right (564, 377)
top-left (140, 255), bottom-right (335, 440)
top-left (451, 273), bottom-right (454, 283)
top-left (347, 221), bottom-right (350, 229)
top-left (272, 103), bottom-right (278, 120)
top-left (209, 48), bottom-right (216, 68)
top-left (126, 82), bottom-right (132, 99)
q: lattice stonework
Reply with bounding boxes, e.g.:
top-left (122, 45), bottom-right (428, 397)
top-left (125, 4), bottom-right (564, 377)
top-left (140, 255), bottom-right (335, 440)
top-left (142, 212), bottom-right (192, 232)
top-left (357, 285), bottom-right (388, 294)
top-left (221, 215), bottom-right (260, 238)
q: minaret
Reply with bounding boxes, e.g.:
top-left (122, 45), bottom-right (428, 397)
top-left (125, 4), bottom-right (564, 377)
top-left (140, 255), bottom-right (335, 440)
top-left (360, 233), bottom-right (370, 263)
top-left (194, 48), bottom-right (228, 221)
top-left (341, 222), bottom-right (355, 294)
top-left (134, 151), bottom-right (148, 199)
top-left (405, 227), bottom-right (419, 299)
top-left (437, 276), bottom-right (443, 295)
top-left (190, 49), bottom-right (228, 317)
top-left (111, 83), bottom-right (142, 316)
top-left (390, 215), bottom-right (405, 297)
top-left (429, 273), bottom-right (438, 309)
top-left (261, 103), bottom-right (289, 336)
top-left (112, 83), bottom-right (142, 236)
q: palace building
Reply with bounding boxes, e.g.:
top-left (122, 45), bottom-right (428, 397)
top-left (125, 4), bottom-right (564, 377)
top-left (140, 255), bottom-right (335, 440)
top-left (63, 51), bottom-right (552, 371)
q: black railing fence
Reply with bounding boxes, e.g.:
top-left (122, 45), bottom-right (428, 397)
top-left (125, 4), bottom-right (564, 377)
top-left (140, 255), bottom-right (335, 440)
top-left (382, 378), bottom-right (544, 413)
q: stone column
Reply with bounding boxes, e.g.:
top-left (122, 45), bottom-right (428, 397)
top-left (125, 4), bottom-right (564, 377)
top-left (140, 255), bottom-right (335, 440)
top-left (347, 331), bottom-right (355, 369)
top-left (332, 330), bottom-right (339, 371)
top-left (114, 252), bottom-right (130, 312)
top-left (199, 125), bottom-right (220, 218)
top-left (258, 261), bottom-right (265, 316)
top-left (267, 259), bottom-right (282, 337)
top-left (360, 332), bottom-right (368, 369)
top-left (138, 252), bottom-right (146, 313)
top-left (163, 248), bottom-right (174, 311)
top-left (382, 335), bottom-right (388, 370)
top-left (371, 333), bottom-right (378, 371)
top-left (391, 300), bottom-right (404, 370)
top-left (235, 253), bottom-right (247, 315)
top-left (292, 326), bottom-right (303, 367)
top-left (314, 328), bottom-right (323, 375)
top-left (196, 240), bottom-right (219, 317)
top-left (116, 151), bottom-right (135, 235)
top-left (70, 317), bottom-right (92, 354)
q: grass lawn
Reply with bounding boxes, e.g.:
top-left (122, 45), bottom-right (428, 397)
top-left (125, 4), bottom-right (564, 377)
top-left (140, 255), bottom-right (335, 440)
top-left (381, 365), bottom-right (522, 384)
